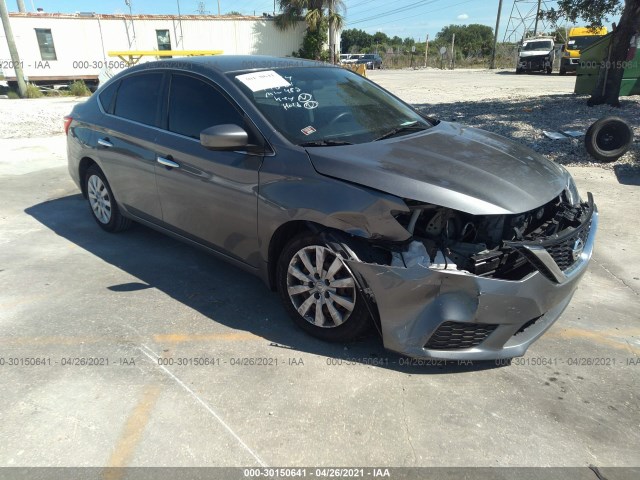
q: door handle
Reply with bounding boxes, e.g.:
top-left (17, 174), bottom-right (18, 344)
top-left (98, 138), bottom-right (113, 148)
top-left (157, 156), bottom-right (180, 169)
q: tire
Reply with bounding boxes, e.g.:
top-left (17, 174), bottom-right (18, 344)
top-left (516, 68), bottom-right (523, 74)
top-left (85, 164), bottom-right (132, 232)
top-left (584, 116), bottom-right (634, 163)
top-left (276, 233), bottom-right (372, 343)
top-left (559, 68), bottom-right (566, 76)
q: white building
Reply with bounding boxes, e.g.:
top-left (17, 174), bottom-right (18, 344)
top-left (0, 12), bottom-right (307, 85)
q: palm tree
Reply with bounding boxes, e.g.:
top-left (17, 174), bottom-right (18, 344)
top-left (275, 0), bottom-right (344, 63)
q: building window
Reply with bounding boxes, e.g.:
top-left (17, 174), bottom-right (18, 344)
top-left (156, 30), bottom-right (171, 51)
top-left (35, 29), bottom-right (57, 61)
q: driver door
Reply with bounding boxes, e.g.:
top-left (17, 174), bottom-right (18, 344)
top-left (153, 72), bottom-right (262, 265)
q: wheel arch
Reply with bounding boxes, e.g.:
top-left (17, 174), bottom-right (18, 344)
top-left (267, 220), bottom-right (318, 290)
top-left (78, 157), bottom-right (98, 198)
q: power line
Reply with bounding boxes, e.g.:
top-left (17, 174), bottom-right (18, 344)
top-left (347, 0), bottom-right (379, 10)
top-left (348, 0), bottom-right (444, 25)
top-left (347, 0), bottom-right (418, 17)
top-left (353, 0), bottom-right (476, 30)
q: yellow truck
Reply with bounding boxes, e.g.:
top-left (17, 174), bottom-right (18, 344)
top-left (560, 26), bottom-right (608, 75)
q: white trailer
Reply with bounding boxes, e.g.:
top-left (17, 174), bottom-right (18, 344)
top-left (0, 12), bottom-right (306, 87)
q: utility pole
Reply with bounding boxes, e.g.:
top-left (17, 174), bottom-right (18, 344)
top-left (328, 1), bottom-right (335, 64)
top-left (490, 0), bottom-right (503, 69)
top-left (125, 0), bottom-right (136, 48)
top-left (16, 0), bottom-right (25, 12)
top-left (217, 0), bottom-right (220, 16)
top-left (533, 0), bottom-right (542, 35)
top-left (424, 33), bottom-right (429, 68)
top-left (0, 0), bottom-right (27, 97)
top-left (450, 33), bottom-right (455, 69)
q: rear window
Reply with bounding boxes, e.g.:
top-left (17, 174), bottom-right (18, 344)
top-left (113, 73), bottom-right (164, 126)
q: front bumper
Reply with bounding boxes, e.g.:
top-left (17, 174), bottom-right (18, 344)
top-left (561, 57), bottom-right (579, 72)
top-left (518, 55), bottom-right (551, 71)
top-left (345, 202), bottom-right (598, 360)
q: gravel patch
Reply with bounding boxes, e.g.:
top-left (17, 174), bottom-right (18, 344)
top-left (415, 94), bottom-right (639, 172)
top-left (368, 68), bottom-right (638, 173)
top-left (0, 97), bottom-right (84, 139)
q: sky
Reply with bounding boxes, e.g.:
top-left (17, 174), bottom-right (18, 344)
top-left (9, 0), bottom-right (610, 43)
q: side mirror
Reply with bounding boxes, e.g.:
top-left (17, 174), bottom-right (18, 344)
top-left (200, 124), bottom-right (248, 150)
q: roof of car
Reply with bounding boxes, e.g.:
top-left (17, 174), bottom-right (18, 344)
top-left (129, 55), bottom-right (329, 75)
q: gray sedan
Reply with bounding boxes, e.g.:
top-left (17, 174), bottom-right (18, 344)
top-left (66, 55), bottom-right (597, 360)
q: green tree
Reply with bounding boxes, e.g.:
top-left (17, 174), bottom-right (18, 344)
top-left (341, 28), bottom-right (373, 53)
top-left (543, 0), bottom-right (640, 106)
top-left (275, 0), bottom-right (344, 62)
top-left (436, 24), bottom-right (494, 57)
top-left (372, 31), bottom-right (390, 46)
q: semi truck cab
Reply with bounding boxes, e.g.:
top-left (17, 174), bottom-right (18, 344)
top-left (560, 26), bottom-right (608, 75)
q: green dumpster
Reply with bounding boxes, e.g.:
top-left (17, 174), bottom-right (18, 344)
top-left (575, 32), bottom-right (640, 96)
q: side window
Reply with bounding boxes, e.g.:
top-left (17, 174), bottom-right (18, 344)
top-left (156, 30), bottom-right (171, 51)
top-left (168, 74), bottom-right (244, 139)
top-left (113, 73), bottom-right (163, 126)
top-left (35, 29), bottom-right (57, 61)
top-left (98, 80), bottom-right (119, 114)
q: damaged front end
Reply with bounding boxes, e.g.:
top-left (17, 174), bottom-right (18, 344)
top-left (341, 191), bottom-right (598, 360)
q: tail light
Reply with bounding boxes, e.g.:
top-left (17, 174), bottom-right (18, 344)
top-left (63, 116), bottom-right (72, 136)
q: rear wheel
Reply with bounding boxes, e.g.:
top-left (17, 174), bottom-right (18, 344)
top-left (85, 165), bottom-right (132, 232)
top-left (276, 233), bottom-right (372, 342)
top-left (559, 67), bottom-right (567, 75)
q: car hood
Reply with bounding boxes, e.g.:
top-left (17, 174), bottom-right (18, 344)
top-left (306, 121), bottom-right (568, 215)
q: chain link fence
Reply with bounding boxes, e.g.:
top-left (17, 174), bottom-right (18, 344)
top-left (376, 44), bottom-right (521, 70)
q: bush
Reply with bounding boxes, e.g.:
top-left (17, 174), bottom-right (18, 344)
top-left (25, 83), bottom-right (43, 98)
top-left (69, 80), bottom-right (91, 96)
top-left (7, 90), bottom-right (20, 99)
top-left (45, 89), bottom-right (67, 97)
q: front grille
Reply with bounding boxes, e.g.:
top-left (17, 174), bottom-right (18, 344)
top-left (424, 321), bottom-right (498, 350)
top-left (546, 220), bottom-right (591, 271)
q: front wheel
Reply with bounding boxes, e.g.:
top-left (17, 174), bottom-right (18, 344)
top-left (85, 165), bottom-right (132, 232)
top-left (276, 233), bottom-right (372, 342)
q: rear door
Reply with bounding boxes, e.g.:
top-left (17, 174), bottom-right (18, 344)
top-left (94, 72), bottom-right (165, 221)
top-left (153, 72), bottom-right (262, 265)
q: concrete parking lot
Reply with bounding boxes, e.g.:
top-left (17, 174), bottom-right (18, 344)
top-left (0, 70), bottom-right (639, 476)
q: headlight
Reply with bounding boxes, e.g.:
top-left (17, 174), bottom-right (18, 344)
top-left (562, 168), bottom-right (581, 207)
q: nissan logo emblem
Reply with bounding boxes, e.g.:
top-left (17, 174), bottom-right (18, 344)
top-left (572, 238), bottom-right (585, 261)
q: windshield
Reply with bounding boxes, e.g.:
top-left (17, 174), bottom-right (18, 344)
top-left (522, 40), bottom-right (552, 51)
top-left (567, 36), bottom-right (600, 50)
top-left (232, 67), bottom-right (432, 145)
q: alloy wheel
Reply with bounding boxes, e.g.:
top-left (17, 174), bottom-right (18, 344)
top-left (286, 245), bottom-right (357, 328)
top-left (87, 174), bottom-right (112, 224)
